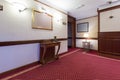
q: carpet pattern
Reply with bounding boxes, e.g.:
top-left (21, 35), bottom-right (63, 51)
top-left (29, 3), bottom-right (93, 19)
top-left (2, 49), bottom-right (120, 80)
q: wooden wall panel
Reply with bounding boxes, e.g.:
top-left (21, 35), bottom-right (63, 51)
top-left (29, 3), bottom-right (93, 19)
top-left (99, 32), bottom-right (120, 55)
top-left (68, 15), bottom-right (76, 48)
top-left (0, 38), bottom-right (67, 46)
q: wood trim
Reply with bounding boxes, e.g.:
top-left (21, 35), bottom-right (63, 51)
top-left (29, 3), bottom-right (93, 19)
top-left (57, 38), bottom-right (68, 41)
top-left (0, 50), bottom-right (77, 79)
top-left (76, 15), bottom-right (98, 21)
top-left (0, 38), bottom-right (67, 46)
top-left (76, 37), bottom-right (98, 40)
top-left (98, 32), bottom-right (120, 55)
top-left (98, 5), bottom-right (120, 12)
top-left (34, 0), bottom-right (67, 15)
top-left (100, 52), bottom-right (120, 60)
top-left (99, 32), bottom-right (120, 38)
top-left (98, 8), bottom-right (100, 52)
top-left (0, 61), bottom-right (39, 79)
top-left (99, 51), bottom-right (120, 56)
top-left (98, 9), bottom-right (100, 33)
top-left (68, 15), bottom-right (76, 48)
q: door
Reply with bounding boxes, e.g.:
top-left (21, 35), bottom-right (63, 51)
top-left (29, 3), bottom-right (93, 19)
top-left (68, 15), bottom-right (76, 48)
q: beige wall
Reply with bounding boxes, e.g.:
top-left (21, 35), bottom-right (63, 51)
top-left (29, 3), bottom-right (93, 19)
top-left (100, 8), bottom-right (120, 32)
top-left (76, 16), bottom-right (98, 38)
top-left (76, 16), bottom-right (98, 50)
top-left (0, 0), bottom-right (67, 41)
top-left (0, 0), bottom-right (68, 73)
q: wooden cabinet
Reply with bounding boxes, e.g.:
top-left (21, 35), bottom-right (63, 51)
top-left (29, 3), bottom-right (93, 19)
top-left (40, 41), bottom-right (60, 64)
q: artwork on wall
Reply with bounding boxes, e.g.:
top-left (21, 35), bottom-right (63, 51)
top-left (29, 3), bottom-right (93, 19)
top-left (77, 22), bottom-right (89, 32)
top-left (32, 9), bottom-right (53, 30)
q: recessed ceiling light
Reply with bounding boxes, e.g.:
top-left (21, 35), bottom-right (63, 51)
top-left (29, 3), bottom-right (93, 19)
top-left (76, 4), bottom-right (85, 9)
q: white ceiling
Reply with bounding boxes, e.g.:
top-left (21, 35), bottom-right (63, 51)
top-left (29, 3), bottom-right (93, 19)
top-left (38, 0), bottom-right (119, 20)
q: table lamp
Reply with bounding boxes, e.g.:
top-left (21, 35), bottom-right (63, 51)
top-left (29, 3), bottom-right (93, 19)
top-left (83, 33), bottom-right (89, 42)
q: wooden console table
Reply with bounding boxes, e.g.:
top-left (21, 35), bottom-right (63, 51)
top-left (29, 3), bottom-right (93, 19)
top-left (40, 41), bottom-right (60, 64)
top-left (82, 41), bottom-right (90, 51)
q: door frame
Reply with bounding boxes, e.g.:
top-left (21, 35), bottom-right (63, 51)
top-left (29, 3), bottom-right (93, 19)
top-left (68, 15), bottom-right (76, 48)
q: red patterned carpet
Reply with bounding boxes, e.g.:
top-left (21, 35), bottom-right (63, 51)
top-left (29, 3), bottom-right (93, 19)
top-left (2, 49), bottom-right (120, 80)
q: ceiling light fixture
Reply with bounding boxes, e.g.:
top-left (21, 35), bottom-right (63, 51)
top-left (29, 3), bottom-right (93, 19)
top-left (107, 0), bottom-right (120, 19)
top-left (76, 4), bottom-right (85, 9)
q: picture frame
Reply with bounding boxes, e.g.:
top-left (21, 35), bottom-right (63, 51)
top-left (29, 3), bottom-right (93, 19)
top-left (77, 22), bottom-right (89, 32)
top-left (32, 9), bottom-right (53, 30)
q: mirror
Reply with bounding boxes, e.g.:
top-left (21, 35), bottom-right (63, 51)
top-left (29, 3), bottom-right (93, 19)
top-left (32, 9), bottom-right (53, 30)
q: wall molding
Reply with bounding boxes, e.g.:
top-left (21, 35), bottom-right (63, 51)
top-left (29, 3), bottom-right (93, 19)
top-left (0, 38), bottom-right (67, 46)
top-left (0, 50), bottom-right (68, 79)
top-left (76, 15), bottom-right (98, 21)
top-left (0, 61), bottom-right (39, 79)
top-left (98, 5), bottom-right (120, 12)
top-left (34, 0), bottom-right (67, 15)
top-left (76, 37), bottom-right (98, 40)
top-left (68, 15), bottom-right (76, 48)
top-left (98, 32), bottom-right (120, 55)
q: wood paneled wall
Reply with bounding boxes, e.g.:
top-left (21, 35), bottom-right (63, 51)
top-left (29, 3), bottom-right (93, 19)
top-left (0, 38), bottom-right (67, 46)
top-left (99, 32), bottom-right (120, 55)
top-left (98, 5), bottom-right (120, 56)
top-left (68, 15), bottom-right (76, 48)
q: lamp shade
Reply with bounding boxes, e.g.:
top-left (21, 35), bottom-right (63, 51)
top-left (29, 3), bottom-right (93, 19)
top-left (83, 33), bottom-right (89, 38)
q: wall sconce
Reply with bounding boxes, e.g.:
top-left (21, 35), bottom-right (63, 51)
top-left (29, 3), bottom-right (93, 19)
top-left (41, 7), bottom-right (46, 13)
top-left (53, 13), bottom-right (62, 23)
top-left (109, 16), bottom-right (114, 19)
top-left (5, 0), bottom-right (27, 12)
top-left (39, 7), bottom-right (51, 15)
top-left (62, 21), bottom-right (67, 25)
top-left (12, 2), bottom-right (27, 12)
top-left (83, 33), bottom-right (89, 42)
top-left (0, 4), bottom-right (3, 11)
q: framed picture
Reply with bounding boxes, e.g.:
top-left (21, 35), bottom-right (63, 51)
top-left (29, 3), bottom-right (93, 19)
top-left (32, 9), bottom-right (53, 30)
top-left (77, 22), bottom-right (89, 32)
